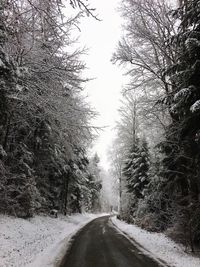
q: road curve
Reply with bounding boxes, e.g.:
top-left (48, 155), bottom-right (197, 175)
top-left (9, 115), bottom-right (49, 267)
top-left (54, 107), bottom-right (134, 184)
top-left (60, 216), bottom-right (163, 267)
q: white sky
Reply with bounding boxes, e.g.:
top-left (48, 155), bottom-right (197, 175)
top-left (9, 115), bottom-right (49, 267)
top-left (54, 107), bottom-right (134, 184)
top-left (78, 0), bottom-right (125, 170)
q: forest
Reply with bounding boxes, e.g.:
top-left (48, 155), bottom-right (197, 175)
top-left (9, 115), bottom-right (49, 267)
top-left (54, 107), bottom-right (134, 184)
top-left (0, 0), bottom-right (103, 218)
top-left (110, 0), bottom-right (200, 252)
top-left (1, 0), bottom-right (200, 257)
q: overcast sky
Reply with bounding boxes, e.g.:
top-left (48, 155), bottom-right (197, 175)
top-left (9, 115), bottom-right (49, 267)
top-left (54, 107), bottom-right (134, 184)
top-left (78, 0), bottom-right (125, 169)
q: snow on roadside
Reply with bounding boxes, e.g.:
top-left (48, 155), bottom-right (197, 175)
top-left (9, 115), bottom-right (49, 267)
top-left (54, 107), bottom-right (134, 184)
top-left (0, 213), bottom-right (104, 267)
top-left (111, 217), bottom-right (200, 267)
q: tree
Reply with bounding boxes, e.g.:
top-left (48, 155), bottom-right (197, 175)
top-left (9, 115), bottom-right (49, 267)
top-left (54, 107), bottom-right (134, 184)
top-left (116, 94), bottom-right (138, 152)
top-left (0, 0), bottom-right (97, 217)
top-left (112, 0), bottom-right (174, 151)
top-left (124, 139), bottom-right (150, 199)
top-left (69, 0), bottom-right (99, 20)
top-left (88, 153), bottom-right (102, 212)
top-left (113, 0), bottom-right (200, 249)
top-left (108, 139), bottom-right (125, 214)
top-left (160, 0), bottom-right (200, 250)
top-left (0, 2), bottom-right (39, 218)
top-left (112, 0), bottom-right (176, 96)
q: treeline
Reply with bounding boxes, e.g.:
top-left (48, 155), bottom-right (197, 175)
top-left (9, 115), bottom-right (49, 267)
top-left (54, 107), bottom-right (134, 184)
top-left (0, 0), bottom-right (102, 218)
top-left (110, 0), bottom-right (200, 251)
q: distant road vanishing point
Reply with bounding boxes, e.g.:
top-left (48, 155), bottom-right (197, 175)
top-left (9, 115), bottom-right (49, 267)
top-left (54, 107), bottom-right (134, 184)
top-left (59, 216), bottom-right (165, 267)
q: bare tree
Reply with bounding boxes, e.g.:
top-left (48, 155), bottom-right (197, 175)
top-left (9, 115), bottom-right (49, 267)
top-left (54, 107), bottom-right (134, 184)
top-left (112, 0), bottom-right (177, 97)
top-left (112, 0), bottom-right (175, 147)
top-left (69, 0), bottom-right (100, 20)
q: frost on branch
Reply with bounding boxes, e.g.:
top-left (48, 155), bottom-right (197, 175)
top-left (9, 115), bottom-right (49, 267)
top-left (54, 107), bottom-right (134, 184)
top-left (170, 85), bottom-right (197, 115)
top-left (190, 99), bottom-right (200, 113)
top-left (173, 87), bottom-right (192, 102)
top-left (0, 145), bottom-right (7, 159)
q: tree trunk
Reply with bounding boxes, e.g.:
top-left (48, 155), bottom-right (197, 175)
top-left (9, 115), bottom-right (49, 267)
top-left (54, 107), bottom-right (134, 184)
top-left (63, 175), bottom-right (69, 215)
top-left (3, 112), bottom-right (12, 150)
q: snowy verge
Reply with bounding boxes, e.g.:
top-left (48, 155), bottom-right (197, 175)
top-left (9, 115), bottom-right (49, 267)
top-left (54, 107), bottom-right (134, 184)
top-left (0, 213), bottom-right (106, 267)
top-left (111, 216), bottom-right (200, 267)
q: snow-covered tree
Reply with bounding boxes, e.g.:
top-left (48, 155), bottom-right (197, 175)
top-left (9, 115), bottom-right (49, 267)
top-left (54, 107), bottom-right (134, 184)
top-left (123, 139), bottom-right (150, 199)
top-left (87, 153), bottom-right (102, 212)
top-left (0, 0), bottom-right (97, 217)
top-left (112, 0), bottom-right (176, 96)
top-left (112, 0), bottom-right (174, 148)
top-left (159, 0), bottom-right (200, 250)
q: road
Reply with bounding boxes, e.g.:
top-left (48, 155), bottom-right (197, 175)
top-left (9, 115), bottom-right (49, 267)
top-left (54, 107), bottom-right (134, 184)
top-left (60, 216), bottom-right (164, 267)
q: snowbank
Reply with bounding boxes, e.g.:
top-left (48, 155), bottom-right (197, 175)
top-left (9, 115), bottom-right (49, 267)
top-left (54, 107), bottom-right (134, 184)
top-left (111, 217), bottom-right (200, 267)
top-left (0, 213), bottom-right (102, 267)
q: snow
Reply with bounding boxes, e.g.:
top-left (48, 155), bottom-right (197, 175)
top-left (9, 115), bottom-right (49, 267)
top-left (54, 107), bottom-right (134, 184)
top-left (190, 100), bottom-right (200, 113)
top-left (173, 87), bottom-right (191, 102)
top-left (0, 213), bottom-right (104, 267)
top-left (0, 58), bottom-right (5, 68)
top-left (111, 217), bottom-right (200, 267)
top-left (2, 213), bottom-right (199, 267)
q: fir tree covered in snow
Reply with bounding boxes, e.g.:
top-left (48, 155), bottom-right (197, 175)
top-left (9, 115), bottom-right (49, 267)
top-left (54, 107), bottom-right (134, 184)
top-left (160, 0), bottom-right (200, 249)
top-left (0, 1), bottom-right (99, 218)
top-left (123, 139), bottom-right (150, 201)
top-left (0, 2), bottom-right (38, 217)
top-left (87, 153), bottom-right (102, 212)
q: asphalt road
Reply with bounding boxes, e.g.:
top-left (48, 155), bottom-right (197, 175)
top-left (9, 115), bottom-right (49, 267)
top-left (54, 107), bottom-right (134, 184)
top-left (60, 216), bottom-right (164, 267)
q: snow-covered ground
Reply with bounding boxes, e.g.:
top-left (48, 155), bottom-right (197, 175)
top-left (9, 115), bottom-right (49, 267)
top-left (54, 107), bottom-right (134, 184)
top-left (0, 213), bottom-right (103, 267)
top-left (111, 216), bottom-right (200, 267)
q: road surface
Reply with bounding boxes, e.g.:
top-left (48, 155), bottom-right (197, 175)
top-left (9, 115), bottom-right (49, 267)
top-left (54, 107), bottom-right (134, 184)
top-left (60, 216), bottom-right (164, 267)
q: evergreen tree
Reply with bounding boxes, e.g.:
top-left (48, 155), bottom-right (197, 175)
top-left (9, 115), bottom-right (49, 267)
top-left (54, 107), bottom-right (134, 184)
top-left (87, 153), bottom-right (102, 212)
top-left (123, 139), bottom-right (150, 200)
top-left (0, 1), bottom-right (97, 217)
top-left (161, 0), bottom-right (200, 249)
top-left (0, 2), bottom-right (39, 217)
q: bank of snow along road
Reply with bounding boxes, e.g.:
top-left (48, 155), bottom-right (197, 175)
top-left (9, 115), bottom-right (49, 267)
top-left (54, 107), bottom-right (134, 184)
top-left (1, 214), bottom-right (200, 267)
top-left (0, 213), bottom-right (102, 267)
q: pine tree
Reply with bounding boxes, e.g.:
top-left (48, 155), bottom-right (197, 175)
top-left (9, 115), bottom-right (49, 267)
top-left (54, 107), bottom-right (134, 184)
top-left (87, 153), bottom-right (102, 212)
top-left (123, 139), bottom-right (150, 199)
top-left (0, 3), bottom-right (41, 217)
top-left (171, 2), bottom-right (200, 182)
top-left (0, 1), bottom-right (96, 217)
top-left (161, 0), bottom-right (200, 249)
